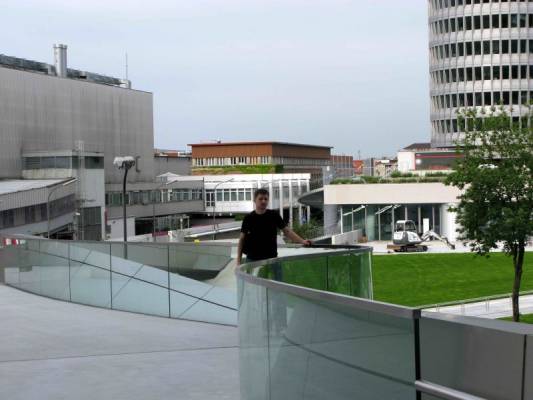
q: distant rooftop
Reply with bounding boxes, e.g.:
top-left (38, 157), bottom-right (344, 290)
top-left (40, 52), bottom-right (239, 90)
top-left (188, 141), bottom-right (332, 149)
top-left (0, 44), bottom-right (131, 89)
top-left (0, 179), bottom-right (67, 196)
top-left (402, 142), bottom-right (432, 150)
top-left (154, 149), bottom-right (191, 158)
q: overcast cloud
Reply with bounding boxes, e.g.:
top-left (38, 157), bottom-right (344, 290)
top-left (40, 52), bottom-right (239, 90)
top-left (2, 0), bottom-right (429, 157)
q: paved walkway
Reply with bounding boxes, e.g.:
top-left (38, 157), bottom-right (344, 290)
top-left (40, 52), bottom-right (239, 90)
top-left (425, 294), bottom-right (533, 319)
top-left (0, 284), bottom-right (240, 400)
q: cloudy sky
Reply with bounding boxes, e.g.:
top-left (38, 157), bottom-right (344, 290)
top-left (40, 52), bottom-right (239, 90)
top-left (3, 0), bottom-right (429, 158)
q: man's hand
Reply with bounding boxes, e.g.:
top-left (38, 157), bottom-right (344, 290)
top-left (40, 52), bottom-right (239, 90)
top-left (283, 227), bottom-right (312, 247)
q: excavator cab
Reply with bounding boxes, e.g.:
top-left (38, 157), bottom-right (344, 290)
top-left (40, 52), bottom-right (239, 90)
top-left (392, 220), bottom-right (423, 246)
top-left (394, 220), bottom-right (417, 233)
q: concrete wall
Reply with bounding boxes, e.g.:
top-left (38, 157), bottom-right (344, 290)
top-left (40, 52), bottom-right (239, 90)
top-left (154, 156), bottom-right (191, 176)
top-left (107, 217), bottom-right (136, 239)
top-left (325, 183), bottom-right (462, 205)
top-left (331, 229), bottom-right (362, 245)
top-left (0, 66), bottom-right (154, 184)
top-left (397, 151), bottom-right (415, 172)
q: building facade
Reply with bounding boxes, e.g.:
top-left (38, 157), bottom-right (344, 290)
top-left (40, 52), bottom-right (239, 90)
top-left (154, 149), bottom-right (192, 176)
top-left (0, 46), bottom-right (202, 239)
top-left (162, 173), bottom-right (312, 228)
top-left (189, 141), bottom-right (330, 187)
top-left (324, 182), bottom-right (462, 242)
top-left (429, 0), bottom-right (533, 147)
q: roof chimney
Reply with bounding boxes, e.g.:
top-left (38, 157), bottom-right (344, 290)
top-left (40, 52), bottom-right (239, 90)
top-left (53, 44), bottom-right (67, 78)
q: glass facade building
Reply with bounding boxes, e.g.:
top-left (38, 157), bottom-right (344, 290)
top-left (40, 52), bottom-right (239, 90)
top-left (340, 204), bottom-right (443, 241)
top-left (429, 0), bottom-right (533, 147)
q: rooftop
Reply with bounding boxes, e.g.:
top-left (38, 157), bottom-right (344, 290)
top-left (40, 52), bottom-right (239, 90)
top-left (0, 51), bottom-right (130, 88)
top-left (402, 142), bottom-right (432, 151)
top-left (0, 179), bottom-right (67, 196)
top-left (188, 141), bottom-right (332, 149)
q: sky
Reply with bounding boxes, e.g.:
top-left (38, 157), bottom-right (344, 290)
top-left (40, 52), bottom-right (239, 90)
top-left (2, 0), bottom-right (429, 158)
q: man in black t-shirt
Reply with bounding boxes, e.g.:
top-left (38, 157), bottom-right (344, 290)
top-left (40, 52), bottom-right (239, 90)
top-left (237, 188), bottom-right (311, 265)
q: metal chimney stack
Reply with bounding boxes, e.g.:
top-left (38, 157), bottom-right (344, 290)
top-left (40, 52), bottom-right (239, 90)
top-left (53, 44), bottom-right (68, 78)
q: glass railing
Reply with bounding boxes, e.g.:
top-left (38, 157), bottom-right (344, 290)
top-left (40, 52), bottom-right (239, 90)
top-left (0, 237), bottom-right (237, 325)
top-left (237, 246), bottom-right (533, 400)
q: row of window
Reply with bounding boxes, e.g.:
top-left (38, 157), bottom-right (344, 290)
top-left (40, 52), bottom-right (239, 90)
top-left (0, 195), bottom-right (76, 230)
top-left (205, 188), bottom-right (254, 207)
top-left (271, 157), bottom-right (331, 166)
top-left (432, 115), bottom-right (525, 134)
top-left (431, 64), bottom-right (533, 84)
top-left (431, 39), bottom-right (533, 61)
top-left (431, 0), bottom-right (530, 12)
top-left (193, 156), bottom-right (271, 167)
top-left (431, 13), bottom-right (533, 36)
top-left (432, 90), bottom-right (533, 109)
top-left (105, 189), bottom-right (203, 207)
top-left (193, 156), bottom-right (330, 167)
top-left (205, 184), bottom-right (305, 207)
top-left (24, 156), bottom-right (104, 170)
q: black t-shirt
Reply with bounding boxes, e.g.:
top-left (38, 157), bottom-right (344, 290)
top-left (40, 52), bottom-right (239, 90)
top-left (241, 209), bottom-right (287, 260)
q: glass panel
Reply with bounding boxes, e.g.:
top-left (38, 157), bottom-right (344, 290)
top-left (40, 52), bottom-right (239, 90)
top-left (111, 272), bottom-right (169, 317)
top-left (70, 261), bottom-right (111, 308)
top-left (327, 253), bottom-right (352, 295)
top-left (180, 299), bottom-right (237, 325)
top-left (267, 290), bottom-right (416, 400)
top-left (38, 241), bottom-right (70, 301)
top-left (202, 286), bottom-right (238, 309)
top-left (2, 245), bottom-right (21, 286)
top-left (238, 279), bottom-right (270, 400)
top-left (169, 272), bottom-right (212, 298)
top-left (110, 244), bottom-right (168, 287)
top-left (265, 257), bottom-right (327, 291)
top-left (169, 290), bottom-right (199, 318)
top-left (168, 243), bottom-right (231, 276)
top-left (69, 242), bottom-right (111, 270)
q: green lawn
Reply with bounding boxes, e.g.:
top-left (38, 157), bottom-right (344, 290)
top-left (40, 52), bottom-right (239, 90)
top-left (372, 252), bottom-right (533, 307)
top-left (501, 314), bottom-right (533, 324)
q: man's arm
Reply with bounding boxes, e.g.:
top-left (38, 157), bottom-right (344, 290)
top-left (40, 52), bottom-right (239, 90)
top-left (237, 232), bottom-right (246, 266)
top-left (282, 227), bottom-right (312, 246)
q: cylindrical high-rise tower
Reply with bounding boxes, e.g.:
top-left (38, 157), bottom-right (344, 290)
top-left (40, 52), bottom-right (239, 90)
top-left (429, 0), bottom-right (533, 148)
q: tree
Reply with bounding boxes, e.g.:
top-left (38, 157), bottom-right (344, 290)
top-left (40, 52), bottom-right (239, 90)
top-left (446, 106), bottom-right (533, 322)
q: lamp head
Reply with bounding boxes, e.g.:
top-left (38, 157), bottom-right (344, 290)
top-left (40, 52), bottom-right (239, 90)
top-left (113, 156), bottom-right (136, 170)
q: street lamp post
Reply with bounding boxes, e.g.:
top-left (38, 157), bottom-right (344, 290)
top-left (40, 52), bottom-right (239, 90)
top-left (47, 178), bottom-right (77, 239)
top-left (212, 178), bottom-right (234, 240)
top-left (113, 156), bottom-right (136, 243)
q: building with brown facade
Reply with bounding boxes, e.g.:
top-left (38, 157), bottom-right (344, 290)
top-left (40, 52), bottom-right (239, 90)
top-left (189, 141), bottom-right (331, 186)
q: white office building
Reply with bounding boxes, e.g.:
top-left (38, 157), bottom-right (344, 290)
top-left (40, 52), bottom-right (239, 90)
top-left (160, 173), bottom-right (311, 227)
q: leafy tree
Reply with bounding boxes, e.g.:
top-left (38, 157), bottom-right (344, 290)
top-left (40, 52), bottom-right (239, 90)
top-left (446, 106), bottom-right (533, 322)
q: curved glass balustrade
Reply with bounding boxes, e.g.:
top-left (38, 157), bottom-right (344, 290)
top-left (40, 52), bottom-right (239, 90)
top-left (0, 237), bottom-right (237, 325)
top-left (237, 246), bottom-right (533, 400)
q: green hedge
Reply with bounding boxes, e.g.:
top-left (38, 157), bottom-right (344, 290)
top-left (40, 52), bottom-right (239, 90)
top-left (330, 175), bottom-right (447, 185)
top-left (192, 164), bottom-right (283, 175)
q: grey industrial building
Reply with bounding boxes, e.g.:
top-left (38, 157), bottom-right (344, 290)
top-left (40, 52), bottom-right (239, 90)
top-left (0, 45), bottom-right (202, 239)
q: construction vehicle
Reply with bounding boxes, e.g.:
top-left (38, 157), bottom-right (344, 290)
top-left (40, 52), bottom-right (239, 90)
top-left (387, 220), bottom-right (455, 253)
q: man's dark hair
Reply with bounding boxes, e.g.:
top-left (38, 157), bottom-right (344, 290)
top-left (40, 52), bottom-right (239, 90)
top-left (254, 188), bottom-right (269, 199)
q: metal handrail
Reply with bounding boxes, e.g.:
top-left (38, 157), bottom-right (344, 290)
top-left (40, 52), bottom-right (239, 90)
top-left (237, 246), bottom-right (420, 319)
top-left (420, 289), bottom-right (533, 310)
top-left (415, 380), bottom-right (487, 400)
